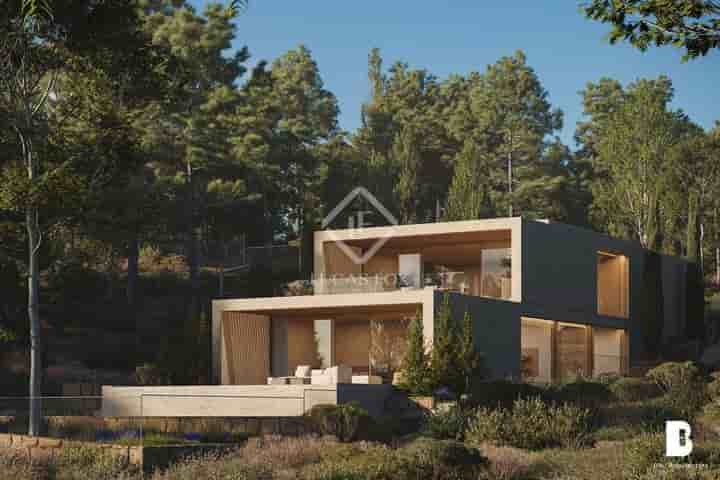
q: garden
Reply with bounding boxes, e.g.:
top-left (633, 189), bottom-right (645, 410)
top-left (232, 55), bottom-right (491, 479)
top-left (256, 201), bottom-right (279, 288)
top-left (3, 361), bottom-right (720, 479)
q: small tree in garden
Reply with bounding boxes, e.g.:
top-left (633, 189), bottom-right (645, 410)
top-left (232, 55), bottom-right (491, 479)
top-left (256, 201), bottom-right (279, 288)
top-left (456, 310), bottom-right (482, 397)
top-left (430, 294), bottom-right (463, 394)
top-left (400, 308), bottom-right (431, 395)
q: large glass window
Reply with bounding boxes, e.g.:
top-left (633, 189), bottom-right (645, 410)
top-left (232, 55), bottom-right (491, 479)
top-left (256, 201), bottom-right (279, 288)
top-left (521, 317), bottom-right (628, 383)
top-left (557, 323), bottom-right (589, 381)
top-left (481, 249), bottom-right (512, 299)
top-left (597, 252), bottom-right (629, 318)
top-left (521, 318), bottom-right (553, 383)
top-left (593, 327), bottom-right (628, 376)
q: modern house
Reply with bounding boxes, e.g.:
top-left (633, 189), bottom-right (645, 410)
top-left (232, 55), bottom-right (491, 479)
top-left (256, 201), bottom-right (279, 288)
top-left (212, 217), bottom-right (691, 386)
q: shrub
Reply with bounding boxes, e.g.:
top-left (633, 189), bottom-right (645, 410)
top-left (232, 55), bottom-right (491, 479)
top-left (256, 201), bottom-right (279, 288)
top-left (623, 433), bottom-right (667, 479)
top-left (646, 361), bottom-right (702, 393)
top-left (305, 438), bottom-right (487, 480)
top-left (307, 403), bottom-right (371, 442)
top-left (466, 397), bottom-right (594, 450)
top-left (466, 380), bottom-right (544, 410)
top-left (549, 379), bottom-right (614, 408)
top-left (135, 363), bottom-right (171, 386)
top-left (477, 443), bottom-right (537, 480)
top-left (610, 377), bottom-right (663, 403)
top-left (399, 438), bottom-right (488, 480)
top-left (607, 397), bottom-right (682, 433)
top-left (421, 405), bottom-right (469, 441)
top-left (55, 446), bottom-right (141, 479)
top-left (594, 372), bottom-right (622, 385)
top-left (645, 362), bottom-right (708, 422)
top-left (707, 377), bottom-right (720, 399)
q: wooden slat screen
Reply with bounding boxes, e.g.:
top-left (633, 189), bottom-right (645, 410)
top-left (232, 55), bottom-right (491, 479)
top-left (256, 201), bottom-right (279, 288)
top-left (222, 312), bottom-right (270, 385)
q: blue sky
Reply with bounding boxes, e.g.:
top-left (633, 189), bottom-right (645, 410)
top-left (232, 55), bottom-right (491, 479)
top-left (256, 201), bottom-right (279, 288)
top-left (190, 0), bottom-right (719, 148)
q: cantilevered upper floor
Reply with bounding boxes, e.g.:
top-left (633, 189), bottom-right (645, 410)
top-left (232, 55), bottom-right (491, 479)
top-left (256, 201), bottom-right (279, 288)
top-left (313, 217), bottom-right (521, 302)
top-left (310, 216), bottom-right (688, 329)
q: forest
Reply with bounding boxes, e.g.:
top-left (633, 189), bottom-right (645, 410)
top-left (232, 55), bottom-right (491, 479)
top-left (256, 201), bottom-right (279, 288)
top-left (1, 1), bottom-right (719, 393)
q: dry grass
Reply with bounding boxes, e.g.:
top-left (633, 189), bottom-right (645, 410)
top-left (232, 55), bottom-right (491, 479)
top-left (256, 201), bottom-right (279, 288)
top-left (534, 440), bottom-right (626, 480)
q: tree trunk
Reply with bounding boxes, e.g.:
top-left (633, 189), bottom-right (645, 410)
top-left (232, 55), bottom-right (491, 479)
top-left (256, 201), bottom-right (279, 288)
top-left (126, 235), bottom-right (139, 307)
top-left (27, 198), bottom-right (42, 437)
top-left (186, 162), bottom-right (201, 319)
top-left (686, 194), bottom-right (700, 261)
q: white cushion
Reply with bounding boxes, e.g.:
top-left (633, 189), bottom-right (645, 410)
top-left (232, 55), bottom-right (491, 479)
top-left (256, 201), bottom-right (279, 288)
top-left (311, 369), bottom-right (325, 376)
top-left (310, 374), bottom-right (333, 385)
top-left (352, 375), bottom-right (383, 385)
top-left (326, 365), bottom-right (352, 384)
top-left (295, 365), bottom-right (311, 377)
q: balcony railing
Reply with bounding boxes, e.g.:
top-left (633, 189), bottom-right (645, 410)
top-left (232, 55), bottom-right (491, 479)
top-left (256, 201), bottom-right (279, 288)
top-left (280, 271), bottom-right (510, 298)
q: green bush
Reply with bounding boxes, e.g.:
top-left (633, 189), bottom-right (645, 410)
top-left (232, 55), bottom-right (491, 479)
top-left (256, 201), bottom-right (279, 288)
top-left (610, 377), bottom-right (663, 403)
top-left (623, 433), bottom-right (671, 479)
top-left (594, 372), bottom-right (622, 385)
top-left (646, 361), bottom-right (702, 393)
top-left (466, 397), bottom-right (594, 450)
top-left (644, 362), bottom-right (708, 422)
top-left (305, 439), bottom-right (487, 480)
top-left (135, 363), bottom-right (171, 386)
top-left (307, 403), bottom-right (371, 442)
top-left (421, 405), bottom-right (469, 441)
top-left (399, 438), bottom-right (488, 479)
top-left (707, 377), bottom-right (720, 399)
top-left (549, 379), bottom-right (614, 408)
top-left (466, 380), bottom-right (544, 410)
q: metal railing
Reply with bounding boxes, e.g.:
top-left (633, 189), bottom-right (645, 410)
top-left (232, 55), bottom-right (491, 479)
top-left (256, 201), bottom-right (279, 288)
top-left (281, 271), bottom-right (471, 296)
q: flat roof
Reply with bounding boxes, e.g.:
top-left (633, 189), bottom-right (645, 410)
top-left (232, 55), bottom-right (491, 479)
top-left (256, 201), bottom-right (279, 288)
top-left (213, 289), bottom-right (434, 315)
top-left (315, 217), bottom-right (522, 244)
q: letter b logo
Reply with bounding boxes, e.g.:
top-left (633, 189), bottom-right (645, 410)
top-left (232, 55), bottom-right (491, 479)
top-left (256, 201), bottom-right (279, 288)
top-left (666, 421), bottom-right (693, 457)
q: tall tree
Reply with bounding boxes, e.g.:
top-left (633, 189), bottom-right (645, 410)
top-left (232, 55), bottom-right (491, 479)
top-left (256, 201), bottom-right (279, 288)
top-left (459, 51), bottom-right (562, 217)
top-left (583, 0), bottom-right (720, 60)
top-left (0, 0), bottom-right (154, 436)
top-left (589, 77), bottom-right (682, 250)
top-left (269, 45), bottom-right (338, 274)
top-left (143, 1), bottom-right (249, 312)
top-left (445, 140), bottom-right (486, 221)
top-left (393, 125), bottom-right (421, 224)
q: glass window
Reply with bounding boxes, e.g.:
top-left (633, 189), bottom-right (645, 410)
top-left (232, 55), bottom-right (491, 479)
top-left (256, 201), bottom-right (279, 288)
top-left (481, 249), bottom-right (512, 299)
top-left (597, 252), bottom-right (629, 318)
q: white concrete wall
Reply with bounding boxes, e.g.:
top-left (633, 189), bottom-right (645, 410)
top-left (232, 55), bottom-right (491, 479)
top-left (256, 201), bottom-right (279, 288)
top-left (101, 385), bottom-right (337, 418)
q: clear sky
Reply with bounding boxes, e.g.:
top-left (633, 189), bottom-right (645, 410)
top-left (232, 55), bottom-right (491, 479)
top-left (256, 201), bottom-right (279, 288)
top-left (189, 0), bottom-right (719, 148)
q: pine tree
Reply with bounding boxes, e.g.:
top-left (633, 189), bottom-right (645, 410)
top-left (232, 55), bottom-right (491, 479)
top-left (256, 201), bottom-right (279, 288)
top-left (445, 140), bottom-right (485, 221)
top-left (400, 308), bottom-right (430, 395)
top-left (393, 125), bottom-right (420, 224)
top-left (456, 311), bottom-right (482, 397)
top-left (430, 294), bottom-right (458, 393)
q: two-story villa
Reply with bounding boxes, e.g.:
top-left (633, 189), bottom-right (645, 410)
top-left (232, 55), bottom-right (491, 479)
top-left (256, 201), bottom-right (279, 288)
top-left (211, 217), bottom-right (690, 386)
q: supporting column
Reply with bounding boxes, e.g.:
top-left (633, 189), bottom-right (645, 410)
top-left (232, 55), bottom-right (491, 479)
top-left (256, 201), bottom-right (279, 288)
top-left (586, 326), bottom-right (594, 378)
top-left (551, 321), bottom-right (558, 382)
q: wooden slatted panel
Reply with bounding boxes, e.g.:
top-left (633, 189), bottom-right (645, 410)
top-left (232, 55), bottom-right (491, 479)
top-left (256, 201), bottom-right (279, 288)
top-left (222, 312), bottom-right (270, 385)
top-left (335, 320), bottom-right (371, 372)
top-left (287, 317), bottom-right (320, 373)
